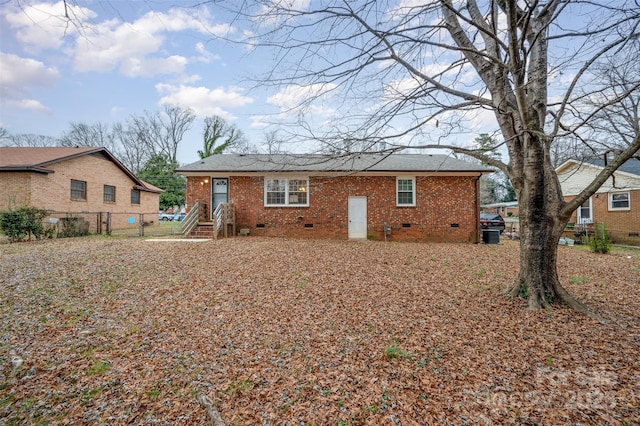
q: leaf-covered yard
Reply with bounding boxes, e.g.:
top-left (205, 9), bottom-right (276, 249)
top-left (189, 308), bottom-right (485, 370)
top-left (1, 237), bottom-right (639, 425)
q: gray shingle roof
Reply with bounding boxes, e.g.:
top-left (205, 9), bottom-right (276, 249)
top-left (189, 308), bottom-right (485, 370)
top-left (583, 157), bottom-right (640, 176)
top-left (177, 153), bottom-right (489, 173)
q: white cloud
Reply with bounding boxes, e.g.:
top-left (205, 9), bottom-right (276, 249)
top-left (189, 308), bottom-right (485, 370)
top-left (0, 52), bottom-right (58, 114)
top-left (250, 114), bottom-right (271, 128)
top-left (155, 83), bottom-right (253, 119)
top-left (181, 74), bottom-right (202, 84)
top-left (132, 7), bottom-right (233, 37)
top-left (9, 99), bottom-right (52, 114)
top-left (120, 55), bottom-right (188, 78)
top-left (267, 83), bottom-right (337, 110)
top-left (3, 1), bottom-right (94, 52)
top-left (262, 83), bottom-right (338, 129)
top-left (5, 3), bottom-right (235, 78)
top-left (194, 42), bottom-right (221, 63)
top-left (72, 17), bottom-right (165, 73)
top-left (70, 7), bottom-right (235, 76)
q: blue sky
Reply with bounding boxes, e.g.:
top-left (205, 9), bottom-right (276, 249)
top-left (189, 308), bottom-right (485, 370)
top-left (0, 1), bottom-right (296, 164)
top-left (4, 1), bottom-right (599, 166)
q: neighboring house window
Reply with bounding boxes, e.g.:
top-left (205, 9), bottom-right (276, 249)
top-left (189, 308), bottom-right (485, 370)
top-left (70, 179), bottom-right (86, 200)
top-left (609, 192), bottom-right (630, 211)
top-left (397, 177), bottom-right (416, 206)
top-left (577, 197), bottom-right (592, 224)
top-left (265, 178), bottom-right (309, 206)
top-left (103, 185), bottom-right (116, 203)
top-left (131, 189), bottom-right (141, 205)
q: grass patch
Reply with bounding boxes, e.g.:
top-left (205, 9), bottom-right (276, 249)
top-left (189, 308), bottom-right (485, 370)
top-left (385, 344), bottom-right (413, 360)
top-left (87, 360), bottom-right (111, 376)
top-left (147, 387), bottom-right (161, 401)
top-left (82, 386), bottom-right (103, 402)
top-left (225, 379), bottom-right (254, 397)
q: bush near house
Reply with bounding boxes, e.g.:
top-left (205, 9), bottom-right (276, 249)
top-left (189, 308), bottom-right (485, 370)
top-left (0, 206), bottom-right (54, 242)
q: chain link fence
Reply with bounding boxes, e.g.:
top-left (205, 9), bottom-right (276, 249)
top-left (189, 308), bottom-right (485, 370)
top-left (43, 211), bottom-right (185, 238)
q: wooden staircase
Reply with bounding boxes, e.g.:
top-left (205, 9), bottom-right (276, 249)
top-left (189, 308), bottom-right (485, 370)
top-left (186, 202), bottom-right (235, 239)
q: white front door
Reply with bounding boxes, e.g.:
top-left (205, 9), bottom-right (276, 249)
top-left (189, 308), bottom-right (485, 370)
top-left (577, 197), bottom-right (593, 224)
top-left (348, 196), bottom-right (367, 239)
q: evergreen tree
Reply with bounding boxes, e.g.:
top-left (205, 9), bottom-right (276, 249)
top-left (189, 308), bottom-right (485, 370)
top-left (137, 154), bottom-right (185, 210)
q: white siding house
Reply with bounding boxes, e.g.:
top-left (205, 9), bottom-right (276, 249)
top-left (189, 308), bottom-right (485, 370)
top-left (556, 158), bottom-right (640, 245)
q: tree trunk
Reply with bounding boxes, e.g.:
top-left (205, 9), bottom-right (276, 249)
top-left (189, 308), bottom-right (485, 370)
top-left (509, 217), bottom-right (563, 309)
top-left (508, 223), bottom-right (598, 319)
top-left (505, 135), bottom-right (600, 319)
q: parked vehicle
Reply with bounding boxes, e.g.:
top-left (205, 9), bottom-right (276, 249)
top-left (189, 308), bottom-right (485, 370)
top-left (159, 212), bottom-right (185, 221)
top-left (480, 213), bottom-right (505, 232)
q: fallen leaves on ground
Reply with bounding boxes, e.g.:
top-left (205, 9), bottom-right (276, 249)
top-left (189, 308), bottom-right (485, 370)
top-left (0, 237), bottom-right (639, 425)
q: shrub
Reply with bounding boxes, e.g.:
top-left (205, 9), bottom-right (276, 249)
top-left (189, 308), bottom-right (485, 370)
top-left (0, 206), bottom-right (53, 243)
top-left (589, 222), bottom-right (611, 254)
top-left (0, 210), bottom-right (27, 242)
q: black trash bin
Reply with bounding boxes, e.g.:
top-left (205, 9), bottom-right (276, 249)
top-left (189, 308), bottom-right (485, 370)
top-left (482, 229), bottom-right (500, 244)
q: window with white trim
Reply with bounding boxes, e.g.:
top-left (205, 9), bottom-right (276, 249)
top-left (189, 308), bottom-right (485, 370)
top-left (608, 192), bottom-right (630, 210)
top-left (396, 177), bottom-right (416, 206)
top-left (265, 178), bottom-right (309, 206)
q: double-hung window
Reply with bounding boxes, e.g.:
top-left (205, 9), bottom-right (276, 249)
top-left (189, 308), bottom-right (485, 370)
top-left (103, 185), bottom-right (116, 203)
top-left (396, 177), bottom-right (416, 206)
top-left (609, 192), bottom-right (630, 211)
top-left (265, 178), bottom-right (309, 206)
top-left (131, 189), bottom-right (141, 205)
top-left (70, 179), bottom-right (87, 200)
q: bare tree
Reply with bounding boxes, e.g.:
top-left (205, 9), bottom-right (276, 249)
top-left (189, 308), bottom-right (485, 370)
top-left (57, 121), bottom-right (156, 173)
top-left (550, 135), bottom-right (594, 168)
top-left (59, 122), bottom-right (120, 153)
top-left (112, 122), bottom-right (150, 174)
top-left (130, 105), bottom-right (195, 164)
top-left (2, 133), bottom-right (58, 147)
top-left (577, 51), bottom-right (640, 159)
top-left (237, 1), bottom-right (640, 315)
top-left (261, 130), bottom-right (287, 154)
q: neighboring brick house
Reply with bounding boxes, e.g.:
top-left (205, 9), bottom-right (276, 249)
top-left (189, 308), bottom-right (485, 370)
top-left (177, 153), bottom-right (490, 242)
top-left (556, 157), bottom-right (640, 245)
top-left (481, 201), bottom-right (519, 217)
top-left (0, 147), bottom-right (162, 233)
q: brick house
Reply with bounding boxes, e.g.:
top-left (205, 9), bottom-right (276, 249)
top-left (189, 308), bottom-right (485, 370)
top-left (0, 147), bottom-right (162, 233)
top-left (177, 153), bottom-right (490, 242)
top-left (556, 157), bottom-right (640, 245)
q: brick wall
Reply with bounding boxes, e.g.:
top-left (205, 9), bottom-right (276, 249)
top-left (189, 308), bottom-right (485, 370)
top-left (1, 153), bottom-right (160, 232)
top-left (185, 176), bottom-right (212, 219)
top-left (187, 174), bottom-right (480, 242)
top-left (0, 173), bottom-right (32, 208)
